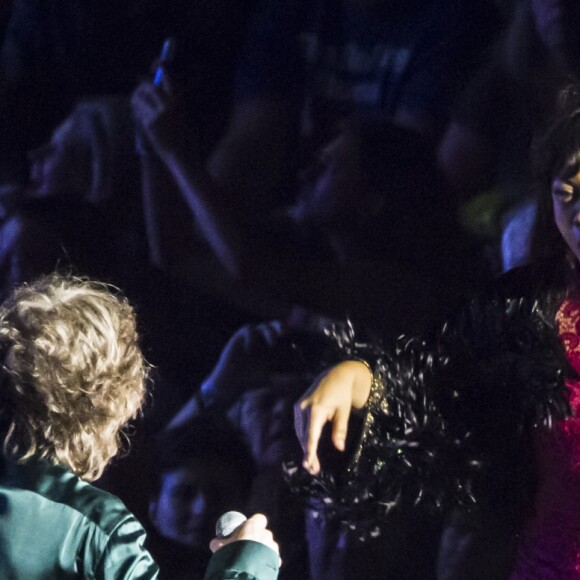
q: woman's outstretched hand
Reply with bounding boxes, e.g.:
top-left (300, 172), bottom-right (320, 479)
top-left (295, 360), bottom-right (373, 474)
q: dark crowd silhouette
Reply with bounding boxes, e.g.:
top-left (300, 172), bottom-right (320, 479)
top-left (4, 0), bottom-right (580, 578)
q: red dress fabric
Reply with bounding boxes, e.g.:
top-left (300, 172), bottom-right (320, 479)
top-left (511, 298), bottom-right (580, 578)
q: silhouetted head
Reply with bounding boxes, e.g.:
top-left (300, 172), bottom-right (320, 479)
top-left (0, 273), bottom-right (149, 481)
top-left (149, 418), bottom-right (255, 548)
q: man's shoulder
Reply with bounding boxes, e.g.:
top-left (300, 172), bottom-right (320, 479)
top-left (0, 460), bottom-right (158, 577)
top-left (2, 460), bottom-right (135, 536)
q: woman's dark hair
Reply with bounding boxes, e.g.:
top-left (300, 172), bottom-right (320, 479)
top-left (530, 85), bottom-right (580, 268)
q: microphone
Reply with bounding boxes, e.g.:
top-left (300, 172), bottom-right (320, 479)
top-left (215, 511), bottom-right (247, 539)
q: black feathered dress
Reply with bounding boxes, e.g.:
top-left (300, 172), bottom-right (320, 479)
top-left (286, 261), bottom-right (580, 578)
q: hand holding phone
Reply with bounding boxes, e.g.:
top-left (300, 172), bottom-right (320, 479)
top-left (134, 38), bottom-right (177, 155)
top-left (153, 37), bottom-right (176, 86)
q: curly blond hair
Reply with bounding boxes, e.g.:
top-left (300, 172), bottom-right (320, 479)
top-left (0, 274), bottom-right (149, 481)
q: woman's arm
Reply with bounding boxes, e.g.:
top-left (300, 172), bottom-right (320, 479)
top-left (295, 360), bottom-right (373, 475)
top-left (131, 71), bottom-right (243, 279)
top-left (289, 294), bottom-right (572, 535)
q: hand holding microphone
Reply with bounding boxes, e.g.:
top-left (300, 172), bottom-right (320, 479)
top-left (210, 512), bottom-right (280, 558)
top-left (215, 510), bottom-right (248, 540)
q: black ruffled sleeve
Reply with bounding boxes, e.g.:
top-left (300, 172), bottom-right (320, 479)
top-left (285, 294), bottom-right (573, 538)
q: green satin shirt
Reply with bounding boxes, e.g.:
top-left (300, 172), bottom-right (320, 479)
top-left (0, 459), bottom-right (160, 579)
top-left (0, 459), bottom-right (280, 579)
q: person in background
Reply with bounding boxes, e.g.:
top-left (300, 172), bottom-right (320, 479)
top-left (166, 318), bottom-right (321, 578)
top-left (147, 419), bottom-right (255, 579)
top-left (207, 0), bottom-right (500, 217)
top-left (0, 96), bottom-right (252, 428)
top-left (291, 87), bottom-right (580, 578)
top-left (439, 0), bottom-right (580, 266)
top-left (0, 0), bottom-right (259, 182)
top-left (132, 67), bottom-right (480, 338)
top-left (0, 97), bottom-right (143, 297)
top-left (168, 313), bottom-right (444, 578)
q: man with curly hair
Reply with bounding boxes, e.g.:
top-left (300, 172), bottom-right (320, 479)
top-left (0, 274), bottom-right (280, 579)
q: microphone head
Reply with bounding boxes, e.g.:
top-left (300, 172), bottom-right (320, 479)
top-left (215, 511), bottom-right (247, 539)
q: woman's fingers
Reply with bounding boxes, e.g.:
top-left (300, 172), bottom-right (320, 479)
top-left (302, 402), bottom-right (336, 474)
top-left (295, 362), bottom-right (365, 474)
top-left (332, 404), bottom-right (349, 452)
